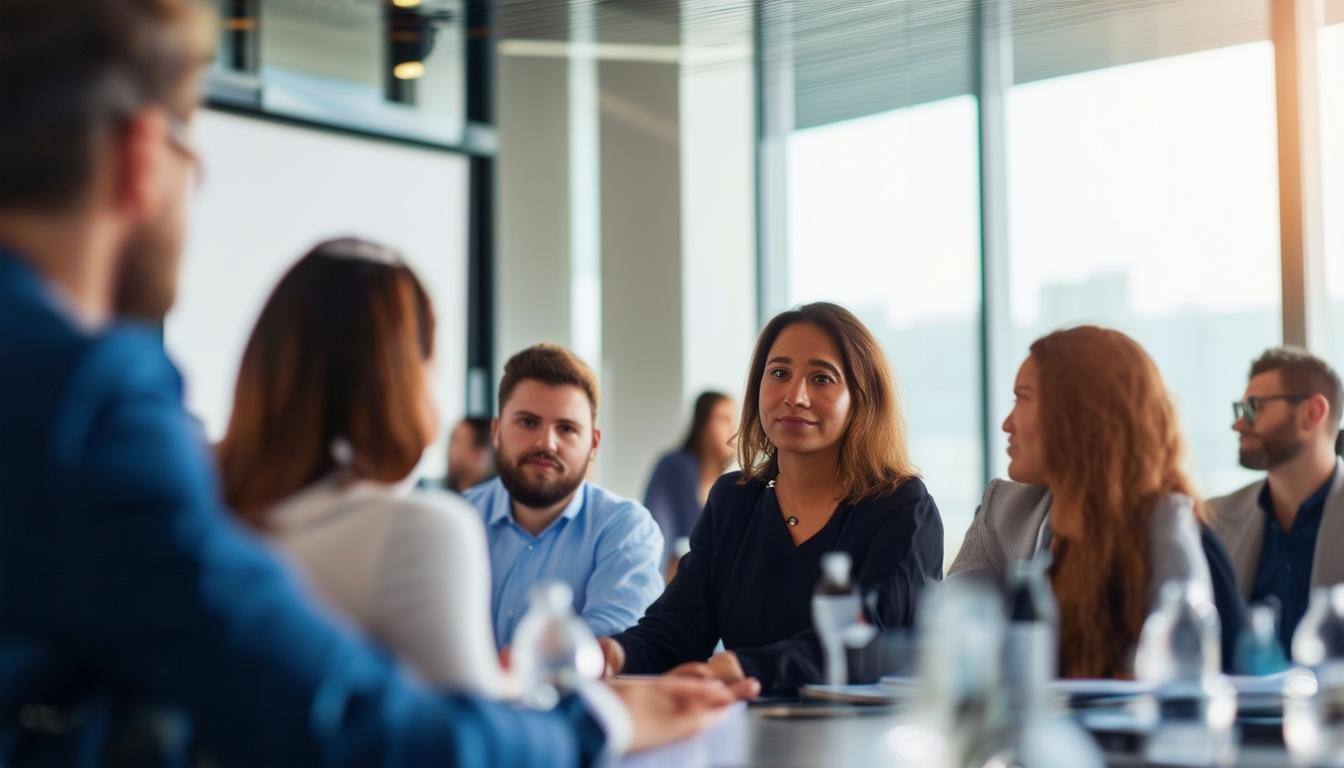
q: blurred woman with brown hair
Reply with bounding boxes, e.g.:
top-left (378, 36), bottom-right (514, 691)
top-left (643, 390), bottom-right (737, 572)
top-left (949, 325), bottom-right (1242, 678)
top-left (600, 302), bottom-right (944, 695)
top-left (218, 238), bottom-right (505, 694)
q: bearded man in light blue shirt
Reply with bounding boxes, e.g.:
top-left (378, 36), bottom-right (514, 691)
top-left (466, 344), bottom-right (665, 648)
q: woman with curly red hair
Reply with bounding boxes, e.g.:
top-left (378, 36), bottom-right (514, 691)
top-left (950, 325), bottom-right (1243, 678)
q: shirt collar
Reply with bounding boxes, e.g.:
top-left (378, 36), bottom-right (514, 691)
top-left (486, 478), bottom-right (588, 531)
top-left (0, 241), bottom-right (103, 333)
top-left (1259, 463), bottom-right (1337, 529)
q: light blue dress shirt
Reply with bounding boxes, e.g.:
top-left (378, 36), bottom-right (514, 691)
top-left (466, 478), bottom-right (665, 647)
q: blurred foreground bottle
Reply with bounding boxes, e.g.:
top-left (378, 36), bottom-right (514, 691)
top-left (812, 551), bottom-right (870, 686)
top-left (511, 582), bottom-right (604, 709)
top-left (974, 557), bottom-right (1102, 768)
top-left (885, 579), bottom-right (1002, 768)
top-left (1135, 580), bottom-right (1238, 767)
top-left (1284, 585), bottom-right (1344, 767)
top-left (1234, 601), bottom-right (1290, 676)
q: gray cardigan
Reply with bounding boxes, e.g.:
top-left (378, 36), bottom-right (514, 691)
top-left (948, 478), bottom-right (1211, 608)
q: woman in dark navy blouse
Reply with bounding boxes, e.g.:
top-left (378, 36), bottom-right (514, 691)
top-left (601, 302), bottom-right (944, 695)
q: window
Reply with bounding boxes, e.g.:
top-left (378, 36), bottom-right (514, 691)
top-left (786, 96), bottom-right (982, 565)
top-left (1322, 4), bottom-right (1344, 369)
top-left (1002, 40), bottom-right (1281, 498)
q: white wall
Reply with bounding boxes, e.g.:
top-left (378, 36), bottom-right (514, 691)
top-left (167, 109), bottom-right (470, 477)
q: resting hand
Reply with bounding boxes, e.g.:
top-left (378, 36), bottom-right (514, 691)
top-left (668, 651), bottom-right (758, 699)
top-left (597, 637), bottom-right (625, 679)
top-left (670, 650), bottom-right (742, 682)
top-left (607, 676), bottom-right (741, 753)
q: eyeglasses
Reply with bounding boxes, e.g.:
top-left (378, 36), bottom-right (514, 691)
top-left (1232, 394), bottom-right (1309, 425)
top-left (161, 108), bottom-right (204, 189)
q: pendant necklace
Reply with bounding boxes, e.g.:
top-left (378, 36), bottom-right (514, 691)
top-left (767, 477), bottom-right (799, 527)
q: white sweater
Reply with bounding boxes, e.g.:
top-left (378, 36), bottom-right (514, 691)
top-left (264, 477), bottom-right (507, 696)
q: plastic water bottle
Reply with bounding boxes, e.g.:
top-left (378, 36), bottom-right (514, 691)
top-left (812, 551), bottom-right (863, 687)
top-left (1136, 580), bottom-right (1238, 767)
top-left (1234, 602), bottom-right (1290, 676)
top-left (1283, 585), bottom-right (1344, 767)
top-left (1003, 557), bottom-right (1057, 714)
top-left (978, 557), bottom-right (1102, 768)
top-left (511, 582), bottom-right (604, 709)
top-left (887, 579), bottom-right (1004, 768)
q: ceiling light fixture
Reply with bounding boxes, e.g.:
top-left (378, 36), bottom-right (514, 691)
top-left (392, 60), bottom-right (426, 80)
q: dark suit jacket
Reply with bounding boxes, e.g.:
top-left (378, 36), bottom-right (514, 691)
top-left (0, 250), bottom-right (606, 766)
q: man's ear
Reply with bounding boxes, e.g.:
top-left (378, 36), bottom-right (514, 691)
top-left (590, 426), bottom-right (602, 457)
top-left (491, 417), bottom-right (501, 450)
top-left (1305, 394), bottom-right (1331, 433)
top-left (113, 107), bottom-right (169, 220)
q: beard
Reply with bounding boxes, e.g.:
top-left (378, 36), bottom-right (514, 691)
top-left (1238, 421), bottom-right (1305, 470)
top-left (497, 445), bottom-right (589, 508)
top-left (113, 201), bottom-right (185, 323)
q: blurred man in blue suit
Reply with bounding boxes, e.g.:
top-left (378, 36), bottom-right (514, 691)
top-left (0, 1), bottom-right (748, 765)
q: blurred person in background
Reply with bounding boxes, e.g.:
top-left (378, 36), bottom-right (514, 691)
top-left (643, 390), bottom-right (737, 576)
top-left (447, 416), bottom-right (496, 493)
top-left (0, 2), bottom-right (744, 763)
top-left (218, 238), bottom-right (505, 695)
top-left (1209, 347), bottom-right (1344, 653)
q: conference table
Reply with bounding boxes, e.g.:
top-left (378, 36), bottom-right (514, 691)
top-left (620, 697), bottom-right (1297, 767)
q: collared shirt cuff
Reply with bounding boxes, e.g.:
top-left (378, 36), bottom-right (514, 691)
top-left (575, 679), bottom-right (632, 762)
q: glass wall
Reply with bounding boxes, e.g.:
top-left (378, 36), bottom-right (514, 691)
top-left (1002, 40), bottom-right (1281, 498)
top-left (773, 0), bottom-right (980, 564)
top-left (764, 0), bottom-right (1297, 562)
top-left (787, 97), bottom-right (982, 563)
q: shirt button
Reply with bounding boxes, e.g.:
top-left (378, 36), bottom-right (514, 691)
top-left (527, 544), bottom-right (534, 551)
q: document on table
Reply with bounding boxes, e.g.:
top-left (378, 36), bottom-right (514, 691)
top-left (879, 672), bottom-right (1290, 699)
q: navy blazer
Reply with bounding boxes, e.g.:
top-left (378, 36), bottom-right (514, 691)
top-left (0, 250), bottom-right (606, 766)
top-left (615, 471), bottom-right (943, 695)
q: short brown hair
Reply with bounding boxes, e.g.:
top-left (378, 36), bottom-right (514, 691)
top-left (498, 344), bottom-right (600, 418)
top-left (738, 302), bottom-right (917, 504)
top-left (0, 0), bottom-right (215, 211)
top-left (1250, 347), bottom-right (1343, 433)
top-left (218, 239), bottom-right (437, 525)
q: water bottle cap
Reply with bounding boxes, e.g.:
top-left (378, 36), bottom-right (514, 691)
top-left (1248, 605), bottom-right (1277, 636)
top-left (821, 552), bottom-right (852, 584)
top-left (530, 581), bottom-right (575, 613)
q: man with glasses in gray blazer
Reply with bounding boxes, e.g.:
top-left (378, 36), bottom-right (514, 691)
top-left (1209, 348), bottom-right (1344, 653)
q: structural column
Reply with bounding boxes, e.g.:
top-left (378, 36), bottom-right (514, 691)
top-left (1271, 0), bottom-right (1328, 352)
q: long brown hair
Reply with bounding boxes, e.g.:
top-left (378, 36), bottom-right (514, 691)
top-left (680, 390), bottom-right (732, 458)
top-left (738, 302), bottom-right (917, 503)
top-left (218, 238), bottom-right (437, 525)
top-left (1031, 326), bottom-right (1202, 678)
